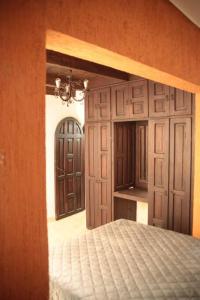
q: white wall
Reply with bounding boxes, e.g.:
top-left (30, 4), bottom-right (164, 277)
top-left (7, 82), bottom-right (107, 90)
top-left (45, 94), bottom-right (148, 224)
top-left (45, 95), bottom-right (84, 219)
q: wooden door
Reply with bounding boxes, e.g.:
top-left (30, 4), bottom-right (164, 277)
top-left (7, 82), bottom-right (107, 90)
top-left (85, 123), bottom-right (98, 228)
top-left (85, 90), bottom-right (98, 122)
top-left (85, 88), bottom-right (110, 122)
top-left (111, 83), bottom-right (129, 120)
top-left (85, 122), bottom-right (112, 228)
top-left (148, 119), bottom-right (169, 228)
top-left (114, 122), bottom-right (134, 190)
top-left (96, 87), bottom-right (111, 121)
top-left (168, 118), bottom-right (191, 234)
top-left (135, 121), bottom-right (148, 189)
top-left (170, 88), bottom-right (192, 116)
top-left (96, 122), bottom-right (112, 226)
top-left (55, 118), bottom-right (84, 220)
top-left (128, 80), bottom-right (148, 118)
top-left (149, 81), bottom-right (170, 117)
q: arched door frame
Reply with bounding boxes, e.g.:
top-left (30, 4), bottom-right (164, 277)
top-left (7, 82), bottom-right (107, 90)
top-left (54, 117), bottom-right (85, 220)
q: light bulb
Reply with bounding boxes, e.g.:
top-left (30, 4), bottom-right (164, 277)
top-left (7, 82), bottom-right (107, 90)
top-left (83, 79), bottom-right (89, 90)
top-left (65, 84), bottom-right (70, 93)
top-left (55, 78), bottom-right (61, 88)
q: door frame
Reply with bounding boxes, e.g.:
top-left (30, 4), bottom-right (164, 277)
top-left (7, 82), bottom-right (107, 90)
top-left (54, 117), bottom-right (85, 220)
top-left (47, 30), bottom-right (200, 237)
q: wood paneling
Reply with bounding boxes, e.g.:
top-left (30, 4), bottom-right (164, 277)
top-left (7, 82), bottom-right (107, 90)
top-left (193, 94), bottom-right (200, 238)
top-left (96, 122), bottom-right (112, 226)
top-left (169, 118), bottom-right (191, 234)
top-left (85, 91), bottom-right (97, 122)
top-left (128, 80), bottom-right (148, 118)
top-left (149, 81), bottom-right (170, 117)
top-left (148, 119), bottom-right (169, 228)
top-left (170, 87), bottom-right (192, 115)
top-left (47, 50), bottom-right (129, 80)
top-left (114, 197), bottom-right (137, 221)
top-left (111, 80), bottom-right (148, 120)
top-left (85, 122), bottom-right (111, 228)
top-left (135, 121), bottom-right (148, 189)
top-left (85, 123), bottom-right (97, 228)
top-left (96, 88), bottom-right (111, 121)
top-left (85, 88), bottom-right (110, 122)
top-left (113, 188), bottom-right (148, 203)
top-left (111, 83), bottom-right (129, 119)
top-left (114, 122), bottom-right (134, 190)
top-left (114, 120), bottom-right (148, 192)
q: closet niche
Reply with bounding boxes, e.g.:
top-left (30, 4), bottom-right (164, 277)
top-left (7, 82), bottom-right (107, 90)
top-left (85, 78), bottom-right (194, 235)
top-left (113, 121), bottom-right (148, 221)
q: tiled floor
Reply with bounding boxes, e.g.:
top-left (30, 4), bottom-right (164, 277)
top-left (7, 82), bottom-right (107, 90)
top-left (48, 210), bottom-right (87, 244)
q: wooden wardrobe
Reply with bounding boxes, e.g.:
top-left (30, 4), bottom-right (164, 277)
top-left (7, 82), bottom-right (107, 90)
top-left (85, 79), bottom-right (194, 235)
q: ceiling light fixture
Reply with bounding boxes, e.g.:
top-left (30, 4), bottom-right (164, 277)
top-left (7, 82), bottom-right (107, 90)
top-left (54, 70), bottom-right (89, 106)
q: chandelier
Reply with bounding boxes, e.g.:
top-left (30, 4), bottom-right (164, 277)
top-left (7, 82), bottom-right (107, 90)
top-left (54, 71), bottom-right (89, 105)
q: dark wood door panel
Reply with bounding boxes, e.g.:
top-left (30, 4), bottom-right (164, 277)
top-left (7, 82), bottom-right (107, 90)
top-left (55, 118), bottom-right (85, 220)
top-left (111, 83), bottom-right (129, 119)
top-left (96, 122), bottom-right (112, 227)
top-left (128, 80), bottom-right (148, 118)
top-left (96, 180), bottom-right (112, 226)
top-left (85, 88), bottom-right (111, 122)
top-left (114, 197), bottom-right (137, 221)
top-left (135, 121), bottom-right (148, 189)
top-left (97, 87), bottom-right (111, 121)
top-left (148, 119), bottom-right (169, 228)
top-left (169, 118), bottom-right (191, 234)
top-left (85, 122), bottom-right (112, 228)
top-left (149, 81), bottom-right (170, 117)
top-left (170, 88), bottom-right (192, 116)
top-left (114, 122), bottom-right (134, 190)
top-left (85, 90), bottom-right (97, 122)
top-left (85, 178), bottom-right (96, 229)
top-left (85, 123), bottom-right (98, 228)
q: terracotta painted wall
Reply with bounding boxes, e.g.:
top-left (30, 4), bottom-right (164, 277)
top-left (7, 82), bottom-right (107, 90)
top-left (0, 1), bottom-right (48, 299)
top-left (47, 0), bottom-right (200, 86)
top-left (1, 0), bottom-right (200, 299)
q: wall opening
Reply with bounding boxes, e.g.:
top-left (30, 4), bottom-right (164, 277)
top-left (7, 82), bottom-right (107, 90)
top-left (46, 30), bottom-right (200, 237)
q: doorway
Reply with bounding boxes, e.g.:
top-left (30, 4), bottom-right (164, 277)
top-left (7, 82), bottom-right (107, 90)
top-left (55, 117), bottom-right (85, 220)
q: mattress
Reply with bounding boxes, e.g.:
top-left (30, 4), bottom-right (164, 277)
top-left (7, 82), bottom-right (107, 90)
top-left (49, 219), bottom-right (200, 299)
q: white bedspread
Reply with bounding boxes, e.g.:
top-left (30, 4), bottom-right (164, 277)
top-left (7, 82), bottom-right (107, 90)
top-left (49, 219), bottom-right (200, 299)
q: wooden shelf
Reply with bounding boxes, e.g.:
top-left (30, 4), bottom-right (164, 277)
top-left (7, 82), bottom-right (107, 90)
top-left (113, 188), bottom-right (148, 203)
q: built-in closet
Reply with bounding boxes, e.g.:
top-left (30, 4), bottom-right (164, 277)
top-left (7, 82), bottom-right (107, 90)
top-left (85, 78), bottom-right (194, 234)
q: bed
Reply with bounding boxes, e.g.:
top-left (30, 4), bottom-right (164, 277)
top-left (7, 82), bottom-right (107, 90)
top-left (49, 219), bottom-right (200, 299)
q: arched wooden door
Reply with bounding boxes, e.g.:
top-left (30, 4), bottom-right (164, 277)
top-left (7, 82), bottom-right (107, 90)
top-left (55, 118), bottom-right (85, 220)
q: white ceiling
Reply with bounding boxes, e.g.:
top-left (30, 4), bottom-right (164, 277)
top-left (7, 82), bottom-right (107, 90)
top-left (169, 0), bottom-right (200, 28)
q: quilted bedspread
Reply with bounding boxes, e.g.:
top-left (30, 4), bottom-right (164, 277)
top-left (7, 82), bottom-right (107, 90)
top-left (49, 219), bottom-right (200, 299)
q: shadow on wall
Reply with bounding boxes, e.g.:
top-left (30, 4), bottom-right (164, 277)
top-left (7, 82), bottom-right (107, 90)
top-left (45, 95), bottom-right (85, 219)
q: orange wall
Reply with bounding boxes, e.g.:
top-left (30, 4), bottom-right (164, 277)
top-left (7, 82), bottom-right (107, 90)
top-left (47, 0), bottom-right (200, 86)
top-left (0, 1), bottom-right (48, 299)
top-left (1, 0), bottom-right (200, 299)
